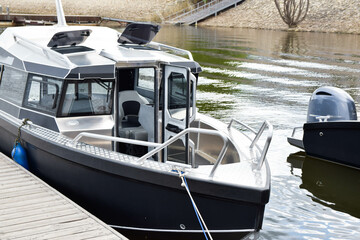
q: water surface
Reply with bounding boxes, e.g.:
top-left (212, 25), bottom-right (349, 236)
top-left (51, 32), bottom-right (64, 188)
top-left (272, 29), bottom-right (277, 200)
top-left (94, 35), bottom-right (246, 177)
top-left (153, 26), bottom-right (360, 240)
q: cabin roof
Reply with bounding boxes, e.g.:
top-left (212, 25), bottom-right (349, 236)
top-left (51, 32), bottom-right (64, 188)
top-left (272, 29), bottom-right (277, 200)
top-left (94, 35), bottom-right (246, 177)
top-left (0, 25), bottom-right (201, 79)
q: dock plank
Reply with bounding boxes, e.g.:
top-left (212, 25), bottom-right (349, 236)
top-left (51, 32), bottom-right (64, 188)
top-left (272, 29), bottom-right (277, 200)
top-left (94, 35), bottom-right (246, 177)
top-left (0, 193), bottom-right (60, 209)
top-left (51, 228), bottom-right (118, 240)
top-left (0, 187), bottom-right (51, 199)
top-left (0, 198), bottom-right (68, 216)
top-left (1, 207), bottom-right (84, 228)
top-left (86, 236), bottom-right (126, 240)
top-left (0, 203), bottom-right (72, 222)
top-left (0, 177), bottom-right (38, 188)
top-left (0, 213), bottom-right (88, 233)
top-left (1, 218), bottom-right (96, 239)
top-left (0, 152), bottom-right (127, 240)
top-left (0, 182), bottom-right (45, 194)
top-left (5, 219), bottom-right (105, 239)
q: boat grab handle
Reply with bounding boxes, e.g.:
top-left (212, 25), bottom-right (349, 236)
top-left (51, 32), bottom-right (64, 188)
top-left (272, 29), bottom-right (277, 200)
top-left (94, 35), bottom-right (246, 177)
top-left (148, 42), bottom-right (194, 61)
top-left (137, 127), bottom-right (229, 178)
top-left (291, 126), bottom-right (303, 138)
top-left (228, 119), bottom-right (273, 170)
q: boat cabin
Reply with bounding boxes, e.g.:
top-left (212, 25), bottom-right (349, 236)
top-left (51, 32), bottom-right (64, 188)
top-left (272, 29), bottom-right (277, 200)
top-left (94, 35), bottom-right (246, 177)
top-left (0, 24), bottom-right (202, 163)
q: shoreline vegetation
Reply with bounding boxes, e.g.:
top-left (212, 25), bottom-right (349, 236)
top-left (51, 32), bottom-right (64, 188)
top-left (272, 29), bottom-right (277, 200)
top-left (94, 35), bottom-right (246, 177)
top-left (0, 0), bottom-right (359, 34)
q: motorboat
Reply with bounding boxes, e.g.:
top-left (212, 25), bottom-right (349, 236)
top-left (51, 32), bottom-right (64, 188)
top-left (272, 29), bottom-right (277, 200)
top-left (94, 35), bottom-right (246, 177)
top-left (288, 86), bottom-right (360, 169)
top-left (0, 1), bottom-right (273, 239)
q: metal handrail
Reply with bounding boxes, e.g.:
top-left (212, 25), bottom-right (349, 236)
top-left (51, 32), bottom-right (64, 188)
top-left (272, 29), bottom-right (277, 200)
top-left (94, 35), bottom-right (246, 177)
top-left (70, 131), bottom-right (223, 175)
top-left (137, 127), bottom-right (229, 178)
top-left (166, 0), bottom-right (242, 24)
top-left (148, 42), bottom-right (194, 60)
top-left (71, 132), bottom-right (162, 148)
top-left (165, 0), bottom-right (221, 21)
top-left (291, 126), bottom-right (303, 138)
top-left (174, 0), bottom-right (220, 21)
top-left (228, 119), bottom-right (273, 170)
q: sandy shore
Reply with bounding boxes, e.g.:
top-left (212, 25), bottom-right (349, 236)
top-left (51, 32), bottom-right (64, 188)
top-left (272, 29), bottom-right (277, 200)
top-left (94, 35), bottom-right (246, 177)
top-left (1, 0), bottom-right (359, 34)
top-left (0, 0), bottom-right (175, 22)
top-left (199, 0), bottom-right (360, 34)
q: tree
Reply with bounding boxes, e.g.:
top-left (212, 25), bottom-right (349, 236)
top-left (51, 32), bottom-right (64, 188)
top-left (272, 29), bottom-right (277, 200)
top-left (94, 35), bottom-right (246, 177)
top-left (274, 0), bottom-right (310, 28)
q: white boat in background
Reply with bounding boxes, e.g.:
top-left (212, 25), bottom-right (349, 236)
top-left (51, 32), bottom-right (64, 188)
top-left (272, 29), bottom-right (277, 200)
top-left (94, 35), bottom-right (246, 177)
top-left (0, 1), bottom-right (273, 239)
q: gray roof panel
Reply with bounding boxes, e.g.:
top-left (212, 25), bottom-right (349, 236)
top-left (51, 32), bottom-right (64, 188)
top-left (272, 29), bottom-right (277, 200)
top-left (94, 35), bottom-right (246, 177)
top-left (24, 61), bottom-right (69, 79)
top-left (0, 47), bottom-right (25, 71)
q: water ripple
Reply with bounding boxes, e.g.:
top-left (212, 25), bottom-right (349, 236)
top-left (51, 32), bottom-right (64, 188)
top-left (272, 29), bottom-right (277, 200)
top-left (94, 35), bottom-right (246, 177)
top-left (202, 66), bottom-right (320, 87)
top-left (228, 62), bottom-right (333, 79)
top-left (272, 59), bottom-right (360, 73)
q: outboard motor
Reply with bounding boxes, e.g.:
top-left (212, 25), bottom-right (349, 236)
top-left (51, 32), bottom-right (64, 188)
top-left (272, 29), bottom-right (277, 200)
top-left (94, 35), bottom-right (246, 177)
top-left (307, 86), bottom-right (357, 123)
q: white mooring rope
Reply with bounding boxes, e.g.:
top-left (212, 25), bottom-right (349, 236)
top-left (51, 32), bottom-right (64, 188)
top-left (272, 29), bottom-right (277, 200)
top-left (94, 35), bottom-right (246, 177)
top-left (176, 169), bottom-right (213, 240)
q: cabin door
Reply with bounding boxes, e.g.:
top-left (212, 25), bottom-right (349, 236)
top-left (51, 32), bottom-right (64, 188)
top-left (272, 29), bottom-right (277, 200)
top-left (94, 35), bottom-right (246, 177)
top-left (162, 65), bottom-right (196, 164)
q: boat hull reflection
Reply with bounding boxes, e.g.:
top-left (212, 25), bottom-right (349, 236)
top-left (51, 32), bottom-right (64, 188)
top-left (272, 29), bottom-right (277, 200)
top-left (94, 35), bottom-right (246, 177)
top-left (287, 151), bottom-right (360, 218)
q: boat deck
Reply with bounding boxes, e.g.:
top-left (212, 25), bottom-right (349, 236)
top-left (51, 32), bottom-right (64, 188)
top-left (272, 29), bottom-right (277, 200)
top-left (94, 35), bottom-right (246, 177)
top-left (0, 152), bottom-right (127, 240)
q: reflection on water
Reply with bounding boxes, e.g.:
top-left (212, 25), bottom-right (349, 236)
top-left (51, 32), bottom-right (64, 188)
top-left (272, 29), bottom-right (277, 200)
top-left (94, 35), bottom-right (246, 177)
top-left (288, 152), bottom-right (360, 218)
top-left (279, 31), bottom-right (303, 54)
top-left (154, 26), bottom-right (360, 239)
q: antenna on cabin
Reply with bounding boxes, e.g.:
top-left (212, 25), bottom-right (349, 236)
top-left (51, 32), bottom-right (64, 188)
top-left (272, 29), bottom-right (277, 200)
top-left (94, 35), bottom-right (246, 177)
top-left (55, 0), bottom-right (67, 26)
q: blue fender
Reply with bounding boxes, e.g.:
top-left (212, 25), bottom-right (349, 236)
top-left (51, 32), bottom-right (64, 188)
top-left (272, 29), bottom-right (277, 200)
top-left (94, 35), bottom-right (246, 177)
top-left (11, 142), bottom-right (29, 170)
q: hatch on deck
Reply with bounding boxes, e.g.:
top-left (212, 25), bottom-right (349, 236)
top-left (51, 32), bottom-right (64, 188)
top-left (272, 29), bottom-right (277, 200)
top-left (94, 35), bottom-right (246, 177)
top-left (48, 29), bottom-right (92, 48)
top-left (118, 23), bottom-right (160, 45)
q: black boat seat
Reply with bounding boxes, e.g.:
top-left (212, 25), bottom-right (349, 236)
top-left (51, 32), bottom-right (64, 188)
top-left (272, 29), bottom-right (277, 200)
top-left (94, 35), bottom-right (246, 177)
top-left (118, 90), bottom-right (149, 123)
top-left (118, 90), bottom-right (149, 133)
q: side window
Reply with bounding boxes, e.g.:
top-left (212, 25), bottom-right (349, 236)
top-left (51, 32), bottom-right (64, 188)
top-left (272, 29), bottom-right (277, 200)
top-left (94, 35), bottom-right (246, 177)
top-left (23, 75), bottom-right (63, 115)
top-left (135, 68), bottom-right (155, 102)
top-left (167, 72), bottom-right (194, 120)
top-left (137, 68), bottom-right (155, 91)
top-left (168, 72), bottom-right (193, 108)
top-left (0, 66), bottom-right (27, 105)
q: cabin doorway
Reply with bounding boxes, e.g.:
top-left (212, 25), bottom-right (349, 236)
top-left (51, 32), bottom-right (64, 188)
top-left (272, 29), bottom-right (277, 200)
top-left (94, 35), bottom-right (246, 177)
top-left (114, 65), bottom-right (196, 164)
top-left (115, 67), bottom-right (157, 156)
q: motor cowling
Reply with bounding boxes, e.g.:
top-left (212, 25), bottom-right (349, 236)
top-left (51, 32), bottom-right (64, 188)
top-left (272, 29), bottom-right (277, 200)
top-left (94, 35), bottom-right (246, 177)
top-left (307, 86), bottom-right (357, 123)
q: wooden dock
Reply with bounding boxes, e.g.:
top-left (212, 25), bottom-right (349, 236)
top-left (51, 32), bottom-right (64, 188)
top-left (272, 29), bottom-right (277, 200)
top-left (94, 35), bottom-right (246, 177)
top-left (0, 152), bottom-right (128, 240)
top-left (0, 13), bottom-right (102, 26)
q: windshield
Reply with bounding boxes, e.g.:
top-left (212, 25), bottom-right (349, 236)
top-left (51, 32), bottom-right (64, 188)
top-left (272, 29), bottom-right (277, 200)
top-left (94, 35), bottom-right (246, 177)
top-left (59, 79), bottom-right (114, 117)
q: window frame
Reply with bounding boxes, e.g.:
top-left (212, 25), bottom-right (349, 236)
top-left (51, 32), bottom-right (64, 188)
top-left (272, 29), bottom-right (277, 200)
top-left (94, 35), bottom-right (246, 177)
top-left (0, 65), bottom-right (4, 85)
top-left (0, 66), bottom-right (28, 106)
top-left (57, 78), bottom-right (115, 117)
top-left (23, 74), bottom-right (63, 116)
top-left (134, 67), bottom-right (156, 102)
